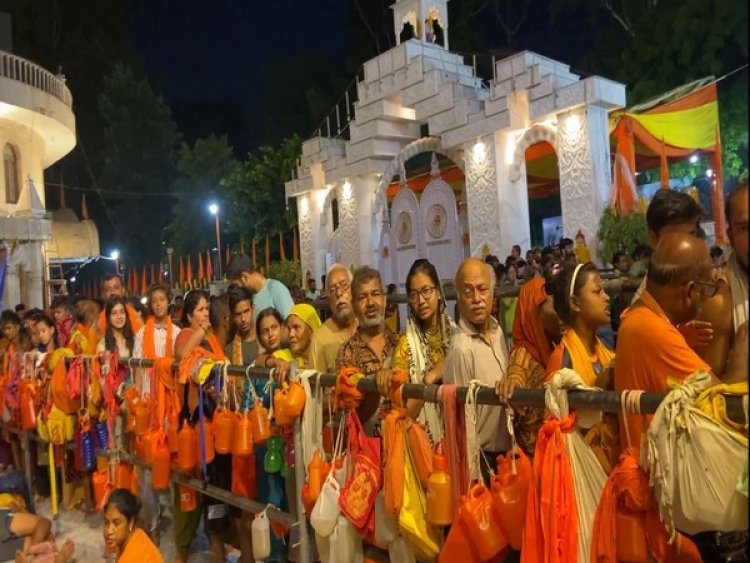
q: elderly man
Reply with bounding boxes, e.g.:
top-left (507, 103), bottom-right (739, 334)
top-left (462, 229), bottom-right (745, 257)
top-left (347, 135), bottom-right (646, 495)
top-left (445, 257), bottom-right (510, 483)
top-left (695, 183), bottom-right (748, 377)
top-left (310, 264), bottom-right (358, 373)
top-left (226, 253), bottom-right (294, 320)
top-left (336, 266), bottom-right (398, 435)
top-left (616, 231), bottom-right (748, 563)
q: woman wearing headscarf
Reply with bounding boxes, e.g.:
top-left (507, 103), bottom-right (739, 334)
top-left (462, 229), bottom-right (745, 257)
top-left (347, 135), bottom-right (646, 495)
top-left (392, 259), bottom-right (453, 443)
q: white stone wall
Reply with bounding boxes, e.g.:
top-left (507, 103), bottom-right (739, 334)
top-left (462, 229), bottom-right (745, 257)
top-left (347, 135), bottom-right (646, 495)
top-left (463, 134), bottom-right (502, 257)
top-left (0, 120), bottom-right (46, 214)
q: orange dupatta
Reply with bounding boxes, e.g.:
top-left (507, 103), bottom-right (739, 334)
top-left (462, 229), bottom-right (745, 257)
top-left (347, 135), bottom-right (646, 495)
top-left (118, 527), bottom-right (163, 562)
top-left (142, 317), bottom-right (173, 359)
top-left (142, 317), bottom-right (174, 431)
top-left (512, 277), bottom-right (554, 368)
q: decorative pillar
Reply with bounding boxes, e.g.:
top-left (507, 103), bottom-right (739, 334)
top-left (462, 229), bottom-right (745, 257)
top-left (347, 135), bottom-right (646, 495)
top-left (297, 194), bottom-right (315, 288)
top-left (337, 180), bottom-right (361, 269)
top-left (557, 106), bottom-right (612, 264)
top-left (495, 129), bottom-right (532, 255)
top-left (464, 135), bottom-right (503, 257)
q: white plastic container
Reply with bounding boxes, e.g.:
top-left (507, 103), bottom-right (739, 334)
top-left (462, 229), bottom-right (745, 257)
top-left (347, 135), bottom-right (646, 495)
top-left (310, 472), bottom-right (341, 537)
top-left (373, 493), bottom-right (398, 547)
top-left (251, 509), bottom-right (271, 561)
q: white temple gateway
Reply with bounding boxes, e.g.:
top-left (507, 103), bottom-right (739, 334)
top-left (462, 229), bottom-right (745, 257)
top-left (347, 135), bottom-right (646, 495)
top-left (285, 0), bottom-right (626, 286)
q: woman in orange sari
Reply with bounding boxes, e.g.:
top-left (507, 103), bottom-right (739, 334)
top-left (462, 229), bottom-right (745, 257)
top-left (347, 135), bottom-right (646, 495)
top-left (103, 489), bottom-right (162, 562)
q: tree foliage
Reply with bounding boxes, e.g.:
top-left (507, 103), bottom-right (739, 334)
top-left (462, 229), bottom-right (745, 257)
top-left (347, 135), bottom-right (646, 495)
top-left (164, 135), bottom-right (237, 257)
top-left (99, 63), bottom-right (180, 265)
top-left (596, 207), bottom-right (647, 265)
top-left (221, 136), bottom-right (302, 244)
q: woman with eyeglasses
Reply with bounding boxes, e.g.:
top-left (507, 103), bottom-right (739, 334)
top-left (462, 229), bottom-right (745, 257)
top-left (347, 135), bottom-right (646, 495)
top-left (545, 261), bottom-right (619, 474)
top-left (391, 259), bottom-right (454, 442)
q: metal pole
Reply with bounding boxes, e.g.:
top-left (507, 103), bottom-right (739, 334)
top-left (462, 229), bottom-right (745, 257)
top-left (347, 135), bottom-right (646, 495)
top-left (292, 415), bottom-right (310, 563)
top-left (215, 213), bottom-right (222, 280)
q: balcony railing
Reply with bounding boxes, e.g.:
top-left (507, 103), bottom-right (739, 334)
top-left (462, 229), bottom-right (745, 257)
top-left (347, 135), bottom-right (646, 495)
top-left (0, 51), bottom-right (72, 108)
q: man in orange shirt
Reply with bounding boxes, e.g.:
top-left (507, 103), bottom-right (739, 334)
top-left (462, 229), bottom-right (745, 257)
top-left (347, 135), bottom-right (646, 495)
top-left (615, 231), bottom-right (748, 560)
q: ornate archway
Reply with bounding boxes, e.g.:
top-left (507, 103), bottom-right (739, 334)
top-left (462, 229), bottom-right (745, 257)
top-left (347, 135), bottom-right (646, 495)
top-left (508, 123), bottom-right (558, 182)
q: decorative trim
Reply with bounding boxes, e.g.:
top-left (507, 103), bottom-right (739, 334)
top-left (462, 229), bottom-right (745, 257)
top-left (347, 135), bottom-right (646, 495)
top-left (508, 123), bottom-right (558, 181)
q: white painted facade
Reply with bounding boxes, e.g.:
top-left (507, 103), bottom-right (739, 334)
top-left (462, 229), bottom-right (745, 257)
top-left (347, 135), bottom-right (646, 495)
top-left (0, 50), bottom-right (76, 309)
top-left (285, 1), bottom-right (626, 285)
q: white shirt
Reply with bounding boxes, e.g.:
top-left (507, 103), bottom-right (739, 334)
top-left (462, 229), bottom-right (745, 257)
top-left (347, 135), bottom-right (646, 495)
top-left (133, 322), bottom-right (181, 394)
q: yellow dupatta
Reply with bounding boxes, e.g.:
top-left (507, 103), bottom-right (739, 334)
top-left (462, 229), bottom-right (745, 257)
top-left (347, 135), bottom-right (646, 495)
top-left (561, 329), bottom-right (614, 387)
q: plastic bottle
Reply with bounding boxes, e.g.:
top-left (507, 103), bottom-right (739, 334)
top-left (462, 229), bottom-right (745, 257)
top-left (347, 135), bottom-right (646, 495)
top-left (177, 421), bottom-right (196, 474)
top-left (250, 399), bottom-right (271, 444)
top-left (461, 483), bottom-right (508, 561)
top-left (134, 399), bottom-right (150, 434)
top-left (213, 407), bottom-right (234, 454)
top-left (264, 435), bottom-right (284, 473)
top-left (251, 509), bottom-right (271, 561)
top-left (151, 437), bottom-right (171, 491)
top-left (232, 411), bottom-right (254, 457)
top-left (307, 450), bottom-right (324, 506)
top-left (166, 410), bottom-right (179, 454)
top-left (426, 447), bottom-right (453, 526)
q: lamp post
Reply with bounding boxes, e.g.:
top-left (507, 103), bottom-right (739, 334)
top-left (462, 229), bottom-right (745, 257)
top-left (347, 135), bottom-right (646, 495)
top-left (208, 203), bottom-right (222, 280)
top-left (110, 249), bottom-right (120, 275)
top-left (166, 247), bottom-right (174, 288)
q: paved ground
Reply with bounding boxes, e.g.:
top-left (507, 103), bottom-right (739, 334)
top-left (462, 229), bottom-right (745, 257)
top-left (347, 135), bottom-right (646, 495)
top-left (0, 497), bottom-right (241, 563)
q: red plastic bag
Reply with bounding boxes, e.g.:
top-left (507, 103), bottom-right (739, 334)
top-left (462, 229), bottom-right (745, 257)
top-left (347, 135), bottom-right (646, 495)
top-left (491, 447), bottom-right (531, 550)
top-left (339, 411), bottom-right (381, 534)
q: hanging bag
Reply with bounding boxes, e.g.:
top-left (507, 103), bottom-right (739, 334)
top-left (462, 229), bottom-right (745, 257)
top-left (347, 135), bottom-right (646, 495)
top-left (338, 410), bottom-right (381, 533)
top-left (311, 417), bottom-right (345, 538)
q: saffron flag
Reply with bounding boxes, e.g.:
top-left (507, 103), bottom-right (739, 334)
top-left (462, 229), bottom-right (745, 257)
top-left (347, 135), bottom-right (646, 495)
top-left (197, 252), bottom-right (204, 285)
top-left (206, 250), bottom-right (213, 282)
top-left (179, 256), bottom-right (185, 289)
top-left (141, 267), bottom-right (147, 296)
top-left (186, 255), bottom-right (193, 290)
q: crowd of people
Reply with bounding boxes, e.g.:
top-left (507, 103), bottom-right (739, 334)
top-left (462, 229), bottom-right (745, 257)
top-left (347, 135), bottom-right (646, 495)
top-left (0, 183), bottom-right (746, 562)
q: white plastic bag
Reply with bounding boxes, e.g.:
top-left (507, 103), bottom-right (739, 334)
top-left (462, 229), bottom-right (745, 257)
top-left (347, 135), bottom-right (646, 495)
top-left (546, 368), bottom-right (608, 563)
top-left (329, 515), bottom-right (362, 563)
top-left (373, 492), bottom-right (399, 547)
top-left (645, 371), bottom-right (749, 538)
top-left (251, 508), bottom-right (271, 561)
top-left (315, 531), bottom-right (331, 563)
top-left (311, 471), bottom-right (341, 538)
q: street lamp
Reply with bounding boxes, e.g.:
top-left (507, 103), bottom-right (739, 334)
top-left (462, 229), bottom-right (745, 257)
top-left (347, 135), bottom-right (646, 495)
top-left (109, 249), bottom-right (120, 274)
top-left (208, 203), bottom-right (222, 280)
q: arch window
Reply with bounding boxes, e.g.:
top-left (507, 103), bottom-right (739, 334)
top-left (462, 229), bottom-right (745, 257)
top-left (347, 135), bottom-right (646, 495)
top-left (4, 144), bottom-right (20, 204)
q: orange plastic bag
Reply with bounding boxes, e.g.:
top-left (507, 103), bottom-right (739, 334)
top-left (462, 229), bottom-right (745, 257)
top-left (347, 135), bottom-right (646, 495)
top-left (460, 482), bottom-right (508, 561)
top-left (439, 503), bottom-right (482, 563)
top-left (231, 453), bottom-right (257, 499)
top-left (491, 448), bottom-right (531, 550)
top-left (382, 409), bottom-right (405, 517)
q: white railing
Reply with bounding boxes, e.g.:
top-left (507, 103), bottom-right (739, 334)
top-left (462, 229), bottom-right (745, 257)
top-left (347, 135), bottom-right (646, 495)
top-left (0, 50), bottom-right (73, 108)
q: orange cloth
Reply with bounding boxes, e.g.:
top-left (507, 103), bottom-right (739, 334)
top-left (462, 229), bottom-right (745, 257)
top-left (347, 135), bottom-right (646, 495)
top-left (97, 305), bottom-right (143, 337)
top-left (546, 330), bottom-right (613, 386)
top-left (117, 527), bottom-right (163, 562)
top-left (512, 277), bottom-right (553, 368)
top-left (591, 450), bottom-right (701, 563)
top-left (522, 415), bottom-right (579, 563)
top-left (614, 290), bottom-right (710, 456)
top-left (142, 317), bottom-right (174, 359)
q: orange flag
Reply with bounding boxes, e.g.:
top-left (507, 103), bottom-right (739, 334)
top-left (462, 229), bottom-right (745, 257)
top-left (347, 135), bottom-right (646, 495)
top-left (659, 138), bottom-right (669, 189)
top-left (206, 250), bottom-right (213, 282)
top-left (198, 252), bottom-right (205, 284)
top-left (225, 244), bottom-right (231, 268)
top-left (179, 256), bottom-right (185, 288)
top-left (159, 264), bottom-right (164, 284)
top-left (141, 267), bottom-right (147, 296)
top-left (279, 232), bottom-right (286, 261)
top-left (186, 255), bottom-right (193, 290)
top-left (150, 263), bottom-right (155, 285)
top-left (265, 235), bottom-right (270, 270)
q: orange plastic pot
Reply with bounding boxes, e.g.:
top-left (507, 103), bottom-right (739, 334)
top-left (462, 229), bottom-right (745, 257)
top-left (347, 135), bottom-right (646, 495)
top-left (440, 503), bottom-right (481, 563)
top-left (166, 410), bottom-right (179, 454)
top-left (491, 448), bottom-right (531, 550)
top-left (214, 407), bottom-right (235, 454)
top-left (134, 399), bottom-right (150, 434)
top-left (307, 450), bottom-right (324, 506)
top-left (284, 382), bottom-right (306, 417)
top-left (114, 462), bottom-right (133, 489)
top-left (273, 389), bottom-right (293, 426)
top-left (177, 421), bottom-right (197, 474)
top-left (616, 507), bottom-right (649, 562)
top-left (232, 411), bottom-right (254, 457)
top-left (140, 429), bottom-right (158, 464)
top-left (151, 436), bottom-right (171, 491)
top-left (92, 468), bottom-right (113, 512)
top-left (250, 400), bottom-right (271, 444)
top-left (194, 418), bottom-right (215, 465)
top-left (426, 447), bottom-right (453, 526)
top-left (460, 483), bottom-right (508, 561)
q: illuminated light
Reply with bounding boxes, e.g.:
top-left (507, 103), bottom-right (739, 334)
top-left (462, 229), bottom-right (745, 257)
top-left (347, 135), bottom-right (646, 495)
top-left (689, 154), bottom-right (699, 164)
top-left (140, 296), bottom-right (148, 305)
top-left (706, 168), bottom-right (713, 178)
top-left (299, 195), bottom-right (309, 215)
top-left (208, 202), bottom-right (219, 215)
top-left (342, 180), bottom-right (352, 199)
top-left (70, 276), bottom-right (76, 282)
top-left (109, 249), bottom-right (119, 260)
top-left (563, 112), bottom-right (581, 137)
top-left (472, 140), bottom-right (486, 163)
top-left (315, 189), bottom-right (328, 212)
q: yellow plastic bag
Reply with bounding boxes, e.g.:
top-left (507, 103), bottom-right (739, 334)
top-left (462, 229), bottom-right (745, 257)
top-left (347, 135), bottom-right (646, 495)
top-left (45, 405), bottom-right (75, 445)
top-left (398, 427), bottom-right (441, 561)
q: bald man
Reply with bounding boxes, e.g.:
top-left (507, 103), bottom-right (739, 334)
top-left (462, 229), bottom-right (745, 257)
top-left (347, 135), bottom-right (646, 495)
top-left (445, 258), bottom-right (510, 484)
top-left (615, 232), bottom-right (747, 454)
top-left (695, 183), bottom-right (749, 377)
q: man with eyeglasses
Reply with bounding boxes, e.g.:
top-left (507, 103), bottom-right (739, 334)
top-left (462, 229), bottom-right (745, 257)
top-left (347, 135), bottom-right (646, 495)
top-left (445, 257), bottom-right (510, 485)
top-left (310, 264), bottom-right (358, 373)
top-left (616, 231), bottom-right (748, 563)
top-left (335, 266), bottom-right (398, 435)
top-left (694, 183), bottom-right (749, 379)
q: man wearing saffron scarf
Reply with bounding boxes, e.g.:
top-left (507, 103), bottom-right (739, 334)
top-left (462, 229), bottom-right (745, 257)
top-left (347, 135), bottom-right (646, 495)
top-left (224, 287), bottom-right (259, 365)
top-left (131, 283), bottom-right (180, 543)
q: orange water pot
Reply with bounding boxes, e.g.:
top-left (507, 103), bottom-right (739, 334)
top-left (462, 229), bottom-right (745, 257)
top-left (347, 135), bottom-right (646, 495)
top-left (166, 410), bottom-right (179, 454)
top-left (616, 506), bottom-right (649, 562)
top-left (426, 447), bottom-right (453, 526)
top-left (460, 482), bottom-right (508, 561)
top-left (151, 436), bottom-right (171, 491)
top-left (214, 407), bottom-right (235, 454)
top-left (140, 429), bottom-right (158, 464)
top-left (114, 462), bottom-right (133, 489)
top-left (134, 399), bottom-right (151, 434)
top-left (307, 450), bottom-right (324, 506)
top-left (232, 411), bottom-right (254, 457)
top-left (250, 400), bottom-right (271, 444)
top-left (194, 418), bottom-right (215, 464)
top-left (491, 448), bottom-right (531, 550)
top-left (273, 388), bottom-right (293, 426)
top-left (177, 421), bottom-right (196, 474)
top-left (284, 381), bottom-right (306, 417)
top-left (92, 468), bottom-right (113, 512)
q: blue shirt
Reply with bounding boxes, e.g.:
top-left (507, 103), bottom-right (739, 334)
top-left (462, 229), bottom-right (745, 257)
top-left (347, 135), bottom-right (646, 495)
top-left (253, 278), bottom-right (294, 321)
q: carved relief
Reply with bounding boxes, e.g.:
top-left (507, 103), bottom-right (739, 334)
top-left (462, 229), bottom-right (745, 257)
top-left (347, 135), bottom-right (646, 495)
top-left (297, 197), bottom-right (314, 284)
top-left (464, 136), bottom-right (500, 257)
top-left (338, 182), bottom-right (360, 267)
